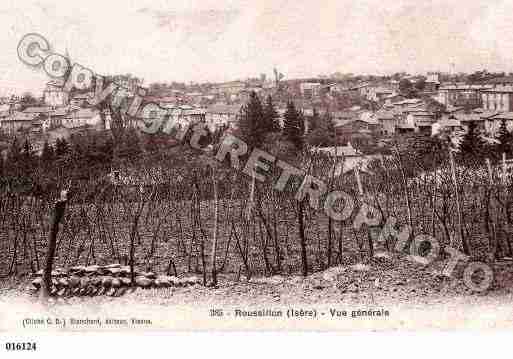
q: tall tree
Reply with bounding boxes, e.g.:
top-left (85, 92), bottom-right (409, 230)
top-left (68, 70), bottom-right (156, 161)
top-left (283, 101), bottom-right (304, 149)
top-left (308, 108), bottom-right (320, 133)
top-left (399, 79), bottom-right (417, 98)
top-left (458, 121), bottom-right (487, 163)
top-left (0, 155), bottom-right (4, 178)
top-left (20, 91), bottom-right (38, 106)
top-left (263, 95), bottom-right (280, 133)
top-left (7, 137), bottom-right (21, 166)
top-left (238, 91), bottom-right (265, 148)
top-left (496, 119), bottom-right (513, 157)
top-left (55, 138), bottom-right (70, 157)
top-left (116, 128), bottom-right (142, 160)
top-left (306, 111), bottom-right (337, 147)
top-left (22, 138), bottom-right (33, 159)
top-left (414, 78), bottom-right (427, 91)
top-left (41, 141), bottom-right (55, 165)
top-left (100, 135), bottom-right (115, 163)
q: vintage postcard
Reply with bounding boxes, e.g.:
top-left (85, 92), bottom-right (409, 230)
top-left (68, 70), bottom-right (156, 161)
top-left (1, 0), bottom-right (513, 348)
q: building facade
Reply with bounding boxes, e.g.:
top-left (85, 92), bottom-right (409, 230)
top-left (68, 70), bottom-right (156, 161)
top-left (481, 86), bottom-right (513, 112)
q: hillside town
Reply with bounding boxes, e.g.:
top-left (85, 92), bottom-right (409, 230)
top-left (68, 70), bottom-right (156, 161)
top-left (2, 69), bottom-right (513, 162)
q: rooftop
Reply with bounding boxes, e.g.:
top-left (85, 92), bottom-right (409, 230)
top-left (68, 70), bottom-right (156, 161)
top-left (374, 110), bottom-right (395, 120)
top-left (206, 104), bottom-right (242, 115)
top-left (481, 85), bottom-right (513, 93)
top-left (50, 107), bottom-right (70, 116)
top-left (440, 84), bottom-right (493, 90)
top-left (487, 76), bottom-right (513, 84)
top-left (392, 98), bottom-right (423, 106)
top-left (310, 144), bottom-right (361, 158)
top-left (22, 106), bottom-right (53, 114)
top-left (488, 112), bottom-right (513, 121)
top-left (452, 113), bottom-right (484, 122)
top-left (409, 111), bottom-right (434, 117)
top-left (374, 87), bottom-right (394, 94)
top-left (359, 112), bottom-right (380, 125)
top-left (65, 108), bottom-right (99, 119)
top-left (4, 112), bottom-right (39, 122)
top-left (438, 118), bottom-right (462, 127)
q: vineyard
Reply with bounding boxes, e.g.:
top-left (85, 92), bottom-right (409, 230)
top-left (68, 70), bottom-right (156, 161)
top-left (1, 143), bottom-right (513, 294)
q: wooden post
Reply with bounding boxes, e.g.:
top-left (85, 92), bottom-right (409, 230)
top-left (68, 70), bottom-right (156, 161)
top-left (449, 149), bottom-right (469, 255)
top-left (210, 166), bottom-right (219, 286)
top-left (502, 152), bottom-right (507, 186)
top-left (355, 161), bottom-right (375, 258)
top-left (486, 158), bottom-right (494, 185)
top-left (246, 163), bottom-right (256, 220)
top-left (395, 146), bottom-right (414, 237)
top-left (298, 198), bottom-right (308, 277)
top-left (40, 190), bottom-right (68, 299)
top-left (485, 158), bottom-right (499, 259)
top-left (354, 163), bottom-right (364, 196)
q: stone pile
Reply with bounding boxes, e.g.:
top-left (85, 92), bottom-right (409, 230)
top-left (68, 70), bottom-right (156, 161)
top-left (30, 264), bottom-right (201, 297)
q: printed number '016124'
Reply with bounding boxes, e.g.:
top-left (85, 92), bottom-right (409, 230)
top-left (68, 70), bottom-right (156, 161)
top-left (5, 342), bottom-right (37, 351)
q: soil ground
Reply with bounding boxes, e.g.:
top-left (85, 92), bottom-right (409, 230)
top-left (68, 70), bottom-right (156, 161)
top-left (1, 253), bottom-right (512, 323)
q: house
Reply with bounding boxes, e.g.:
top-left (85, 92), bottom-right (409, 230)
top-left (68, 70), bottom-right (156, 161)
top-left (424, 73), bottom-right (441, 92)
top-left (367, 87), bottom-right (394, 102)
top-left (381, 99), bottom-right (427, 129)
top-left (383, 99), bottom-right (425, 116)
top-left (432, 109), bottom-right (484, 135)
top-left (384, 94), bottom-right (406, 105)
top-left (486, 76), bottom-right (513, 86)
top-left (70, 92), bottom-right (94, 107)
top-left (62, 108), bottom-right (103, 129)
top-left (436, 84), bottom-right (491, 107)
top-left (395, 123), bottom-right (416, 134)
top-left (432, 118), bottom-right (464, 136)
top-left (444, 104), bottom-right (465, 114)
top-left (468, 109), bottom-right (497, 133)
top-left (334, 119), bottom-right (374, 147)
top-left (165, 107), bottom-right (207, 132)
top-left (22, 106), bottom-right (53, 116)
top-left (41, 106), bottom-right (70, 132)
top-left (481, 86), bottom-right (513, 112)
top-left (349, 83), bottom-right (371, 97)
top-left (375, 110), bottom-right (397, 135)
top-left (485, 112), bottom-right (513, 135)
top-left (0, 112), bottom-right (39, 134)
top-left (456, 112), bottom-right (486, 132)
top-left (214, 81), bottom-right (246, 96)
top-left (310, 143), bottom-right (362, 158)
top-left (432, 112), bottom-right (486, 135)
top-left (332, 111), bottom-right (360, 125)
top-left (310, 144), bottom-right (380, 177)
top-left (387, 98), bottom-right (424, 108)
top-left (0, 109), bottom-right (10, 121)
top-left (405, 110), bottom-right (436, 134)
top-left (389, 79), bottom-right (400, 92)
top-left (327, 83), bottom-right (350, 94)
top-left (359, 112), bottom-right (383, 133)
top-left (43, 80), bottom-right (69, 107)
top-left (145, 96), bottom-right (178, 109)
top-left (205, 104), bottom-right (242, 131)
top-left (299, 82), bottom-right (322, 98)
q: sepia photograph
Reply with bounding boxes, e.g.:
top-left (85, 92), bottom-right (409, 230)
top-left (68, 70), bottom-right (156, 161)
top-left (0, 1), bottom-right (512, 353)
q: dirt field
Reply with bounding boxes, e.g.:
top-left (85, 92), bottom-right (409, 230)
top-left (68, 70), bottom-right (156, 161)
top-left (1, 252), bottom-right (513, 330)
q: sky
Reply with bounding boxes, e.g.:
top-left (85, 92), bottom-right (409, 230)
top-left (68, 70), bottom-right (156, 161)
top-left (1, 0), bottom-right (513, 96)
